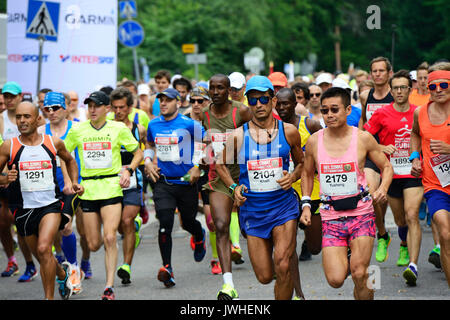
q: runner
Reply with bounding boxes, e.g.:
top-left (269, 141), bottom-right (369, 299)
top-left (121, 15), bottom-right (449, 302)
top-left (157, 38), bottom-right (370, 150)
top-left (149, 70), bottom-right (171, 116)
top-left (110, 87), bottom-right (146, 285)
top-left (201, 74), bottom-right (252, 299)
top-left (144, 88), bottom-right (206, 288)
top-left (359, 56), bottom-right (394, 263)
top-left (364, 70), bottom-right (423, 285)
top-left (229, 72), bottom-right (248, 106)
top-left (0, 101), bottom-right (83, 300)
top-left (410, 64), bottom-right (450, 287)
top-left (300, 87), bottom-right (393, 300)
top-left (64, 90), bottom-right (143, 300)
top-left (66, 90), bottom-right (88, 122)
top-left (409, 62), bottom-right (430, 107)
top-left (216, 75), bottom-right (305, 300)
top-left (172, 76), bottom-right (193, 114)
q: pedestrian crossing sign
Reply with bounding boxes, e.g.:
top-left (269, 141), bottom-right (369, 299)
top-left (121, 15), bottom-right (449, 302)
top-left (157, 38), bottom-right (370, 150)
top-left (26, 0), bottom-right (60, 42)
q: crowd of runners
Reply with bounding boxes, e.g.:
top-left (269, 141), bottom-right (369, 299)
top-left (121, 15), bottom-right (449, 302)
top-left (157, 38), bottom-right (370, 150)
top-left (0, 55), bottom-right (448, 300)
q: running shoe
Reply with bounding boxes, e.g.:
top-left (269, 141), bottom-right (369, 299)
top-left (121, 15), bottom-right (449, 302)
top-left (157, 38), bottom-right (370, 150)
top-left (80, 259), bottom-right (92, 279)
top-left (157, 265), bottom-right (175, 288)
top-left (299, 240), bottom-right (312, 261)
top-left (1, 261), bottom-right (19, 277)
top-left (293, 295), bottom-right (305, 300)
top-left (117, 263), bottom-right (131, 285)
top-left (101, 287), bottom-right (115, 300)
top-left (375, 233), bottom-right (391, 263)
top-left (193, 228), bottom-right (206, 262)
top-left (135, 215), bottom-right (142, 249)
top-left (418, 202), bottom-right (427, 220)
top-left (403, 264), bottom-right (418, 286)
top-left (190, 235), bottom-right (195, 251)
top-left (428, 246), bottom-right (441, 269)
top-left (211, 260), bottom-right (222, 275)
top-left (397, 246), bottom-right (410, 266)
top-left (231, 245), bottom-right (244, 264)
top-left (18, 264), bottom-right (38, 282)
top-left (67, 263), bottom-right (84, 295)
top-left (57, 263), bottom-right (73, 300)
top-left (217, 283), bottom-right (239, 300)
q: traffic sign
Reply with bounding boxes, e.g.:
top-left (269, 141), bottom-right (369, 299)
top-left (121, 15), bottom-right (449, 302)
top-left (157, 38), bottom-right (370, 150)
top-left (26, 0), bottom-right (60, 42)
top-left (182, 44), bottom-right (197, 54)
top-left (118, 20), bottom-right (144, 48)
top-left (186, 53), bottom-right (207, 65)
top-left (119, 1), bottom-right (137, 19)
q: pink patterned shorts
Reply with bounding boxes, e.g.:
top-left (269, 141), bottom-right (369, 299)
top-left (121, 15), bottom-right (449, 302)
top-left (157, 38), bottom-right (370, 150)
top-left (322, 212), bottom-right (376, 247)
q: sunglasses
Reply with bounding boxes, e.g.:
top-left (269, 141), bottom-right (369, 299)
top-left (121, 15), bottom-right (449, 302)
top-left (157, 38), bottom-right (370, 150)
top-left (248, 96), bottom-right (270, 106)
top-left (190, 98), bottom-right (204, 104)
top-left (43, 105), bottom-right (63, 112)
top-left (311, 93), bottom-right (321, 97)
top-left (427, 81), bottom-right (449, 91)
top-left (319, 107), bottom-right (341, 115)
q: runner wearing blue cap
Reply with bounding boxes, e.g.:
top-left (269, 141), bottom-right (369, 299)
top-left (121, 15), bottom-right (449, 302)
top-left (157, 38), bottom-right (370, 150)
top-left (216, 75), bottom-right (305, 300)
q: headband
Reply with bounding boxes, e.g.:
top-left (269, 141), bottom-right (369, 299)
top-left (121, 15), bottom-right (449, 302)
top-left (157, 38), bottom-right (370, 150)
top-left (428, 70), bottom-right (450, 84)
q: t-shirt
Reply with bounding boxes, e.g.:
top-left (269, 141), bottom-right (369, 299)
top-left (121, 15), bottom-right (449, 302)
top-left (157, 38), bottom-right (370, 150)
top-left (147, 113), bottom-right (205, 184)
top-left (347, 106), bottom-right (361, 127)
top-left (107, 107), bottom-right (150, 129)
top-left (64, 120), bottom-right (139, 200)
top-left (364, 102), bottom-right (417, 179)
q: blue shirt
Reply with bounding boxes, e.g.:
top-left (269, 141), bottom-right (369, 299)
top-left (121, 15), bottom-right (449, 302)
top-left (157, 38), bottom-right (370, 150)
top-left (147, 113), bottom-right (205, 184)
top-left (347, 105), bottom-right (361, 127)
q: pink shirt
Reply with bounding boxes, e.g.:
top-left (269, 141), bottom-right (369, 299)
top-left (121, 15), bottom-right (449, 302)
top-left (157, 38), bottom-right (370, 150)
top-left (317, 127), bottom-right (374, 220)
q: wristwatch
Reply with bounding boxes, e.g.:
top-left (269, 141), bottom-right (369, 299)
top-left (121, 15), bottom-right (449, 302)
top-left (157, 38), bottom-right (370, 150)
top-left (228, 183), bottom-right (238, 195)
top-left (126, 167), bottom-right (134, 175)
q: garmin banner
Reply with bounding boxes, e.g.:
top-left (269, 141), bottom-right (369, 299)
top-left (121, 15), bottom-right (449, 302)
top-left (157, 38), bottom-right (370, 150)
top-left (7, 0), bottom-right (117, 102)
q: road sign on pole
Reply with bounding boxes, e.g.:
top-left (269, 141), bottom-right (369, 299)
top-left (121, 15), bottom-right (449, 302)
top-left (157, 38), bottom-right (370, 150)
top-left (26, 0), bottom-right (60, 42)
top-left (182, 44), bottom-right (197, 54)
top-left (118, 20), bottom-right (144, 48)
top-left (119, 1), bottom-right (137, 19)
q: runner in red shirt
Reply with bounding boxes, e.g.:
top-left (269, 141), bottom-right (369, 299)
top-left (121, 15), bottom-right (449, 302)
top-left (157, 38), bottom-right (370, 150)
top-left (364, 70), bottom-right (423, 286)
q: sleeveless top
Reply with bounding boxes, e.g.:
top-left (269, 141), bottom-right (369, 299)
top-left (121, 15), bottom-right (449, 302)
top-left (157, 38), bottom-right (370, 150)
top-left (2, 112), bottom-right (20, 140)
top-left (365, 88), bottom-right (394, 121)
top-left (317, 127), bottom-right (373, 220)
top-left (120, 122), bottom-right (142, 190)
top-left (238, 120), bottom-right (296, 212)
top-left (418, 101), bottom-right (450, 194)
top-left (8, 135), bottom-right (61, 208)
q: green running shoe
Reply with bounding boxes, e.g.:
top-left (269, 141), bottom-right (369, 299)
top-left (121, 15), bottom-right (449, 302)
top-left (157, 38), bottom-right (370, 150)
top-left (117, 263), bottom-right (131, 285)
top-left (397, 246), bottom-right (410, 266)
top-left (135, 215), bottom-right (142, 249)
top-left (428, 246), bottom-right (441, 269)
top-left (403, 264), bottom-right (418, 286)
top-left (375, 233), bottom-right (391, 263)
top-left (217, 283), bottom-right (239, 300)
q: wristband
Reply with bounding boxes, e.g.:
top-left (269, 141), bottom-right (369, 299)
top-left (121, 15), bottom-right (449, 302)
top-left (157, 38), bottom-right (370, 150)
top-left (301, 196), bottom-right (312, 209)
top-left (409, 151), bottom-right (420, 162)
top-left (144, 149), bottom-right (155, 162)
top-left (228, 183), bottom-right (238, 196)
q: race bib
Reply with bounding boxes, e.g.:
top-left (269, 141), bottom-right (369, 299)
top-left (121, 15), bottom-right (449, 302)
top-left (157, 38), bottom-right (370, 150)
top-left (366, 103), bottom-right (385, 121)
top-left (83, 142), bottom-right (112, 169)
top-left (211, 132), bottom-right (231, 156)
top-left (19, 160), bottom-right (54, 192)
top-left (193, 142), bottom-right (206, 165)
top-left (119, 165), bottom-right (137, 190)
top-left (155, 136), bottom-right (180, 162)
top-left (320, 162), bottom-right (358, 196)
top-left (390, 150), bottom-right (412, 176)
top-left (430, 154), bottom-right (450, 188)
top-left (247, 157), bottom-right (283, 192)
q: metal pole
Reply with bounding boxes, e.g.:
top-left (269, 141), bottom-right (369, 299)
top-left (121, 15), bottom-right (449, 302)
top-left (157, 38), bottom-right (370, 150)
top-left (195, 62), bottom-right (198, 82)
top-left (391, 24), bottom-right (396, 71)
top-left (36, 36), bottom-right (44, 95)
top-left (132, 47), bottom-right (140, 81)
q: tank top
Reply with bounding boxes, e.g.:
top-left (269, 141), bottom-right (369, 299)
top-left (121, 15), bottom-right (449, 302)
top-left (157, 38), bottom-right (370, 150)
top-left (238, 120), bottom-right (296, 211)
top-left (418, 101), bottom-right (450, 194)
top-left (365, 88), bottom-right (394, 121)
top-left (119, 122), bottom-right (142, 190)
top-left (2, 112), bottom-right (20, 140)
top-left (317, 127), bottom-right (373, 220)
top-left (8, 135), bottom-right (61, 208)
top-left (202, 100), bottom-right (243, 181)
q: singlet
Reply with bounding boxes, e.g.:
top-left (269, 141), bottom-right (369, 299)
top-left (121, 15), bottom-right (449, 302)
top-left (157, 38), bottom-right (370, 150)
top-left (202, 100), bottom-right (243, 181)
top-left (152, 96), bottom-right (160, 116)
top-left (308, 112), bottom-right (326, 128)
top-left (2, 112), bottom-right (20, 140)
top-left (64, 120), bottom-right (140, 200)
top-left (45, 120), bottom-right (82, 190)
top-left (290, 116), bottom-right (320, 200)
top-left (409, 89), bottom-right (430, 108)
top-left (119, 122), bottom-right (143, 190)
top-left (73, 109), bottom-right (88, 123)
top-left (418, 101), bottom-right (450, 194)
top-left (107, 108), bottom-right (150, 130)
top-left (364, 102), bottom-right (417, 179)
top-left (8, 135), bottom-right (61, 208)
top-left (365, 88), bottom-right (394, 121)
top-left (317, 127), bottom-right (373, 220)
top-left (147, 113), bottom-right (205, 185)
top-left (238, 120), bottom-right (296, 212)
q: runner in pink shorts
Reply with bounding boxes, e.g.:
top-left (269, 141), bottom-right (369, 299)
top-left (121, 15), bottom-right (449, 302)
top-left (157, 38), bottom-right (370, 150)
top-left (300, 87), bottom-right (393, 300)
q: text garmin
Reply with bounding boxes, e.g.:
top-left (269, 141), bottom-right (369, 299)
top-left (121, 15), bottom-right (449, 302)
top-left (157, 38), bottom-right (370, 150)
top-left (65, 13), bottom-right (115, 26)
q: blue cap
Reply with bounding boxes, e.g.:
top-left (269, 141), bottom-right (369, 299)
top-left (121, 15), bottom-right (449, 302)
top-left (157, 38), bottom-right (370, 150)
top-left (44, 92), bottom-right (66, 109)
top-left (1, 81), bottom-right (22, 95)
top-left (156, 88), bottom-right (180, 100)
top-left (244, 76), bottom-right (274, 95)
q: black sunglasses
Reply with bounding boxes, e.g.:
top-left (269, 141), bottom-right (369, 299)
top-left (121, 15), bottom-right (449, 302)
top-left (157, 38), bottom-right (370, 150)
top-left (190, 98), bottom-right (204, 104)
top-left (43, 105), bottom-right (63, 112)
top-left (248, 96), bottom-right (270, 106)
top-left (319, 107), bottom-right (341, 115)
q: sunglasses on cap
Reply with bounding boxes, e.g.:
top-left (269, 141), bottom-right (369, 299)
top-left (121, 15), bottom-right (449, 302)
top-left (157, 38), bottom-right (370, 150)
top-left (248, 96), bottom-right (270, 106)
top-left (427, 81), bottom-right (449, 91)
top-left (319, 107), bottom-right (341, 115)
top-left (43, 105), bottom-right (63, 112)
top-left (190, 98), bottom-right (205, 104)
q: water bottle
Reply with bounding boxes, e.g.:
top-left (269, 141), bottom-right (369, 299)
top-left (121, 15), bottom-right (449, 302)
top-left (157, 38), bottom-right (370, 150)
top-left (180, 169), bottom-right (205, 182)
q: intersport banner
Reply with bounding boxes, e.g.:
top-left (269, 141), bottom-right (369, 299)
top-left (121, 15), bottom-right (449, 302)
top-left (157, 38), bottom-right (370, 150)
top-left (7, 0), bottom-right (117, 103)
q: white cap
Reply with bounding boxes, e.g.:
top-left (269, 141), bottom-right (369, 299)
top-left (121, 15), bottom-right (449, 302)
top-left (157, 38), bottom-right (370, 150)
top-left (138, 83), bottom-right (150, 96)
top-left (229, 72), bottom-right (246, 89)
top-left (332, 78), bottom-right (351, 90)
top-left (315, 73), bottom-right (333, 85)
top-left (409, 70), bottom-right (417, 81)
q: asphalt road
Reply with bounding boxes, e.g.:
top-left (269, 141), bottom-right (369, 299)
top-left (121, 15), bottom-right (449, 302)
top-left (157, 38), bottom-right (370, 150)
top-left (0, 202), bottom-right (448, 302)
